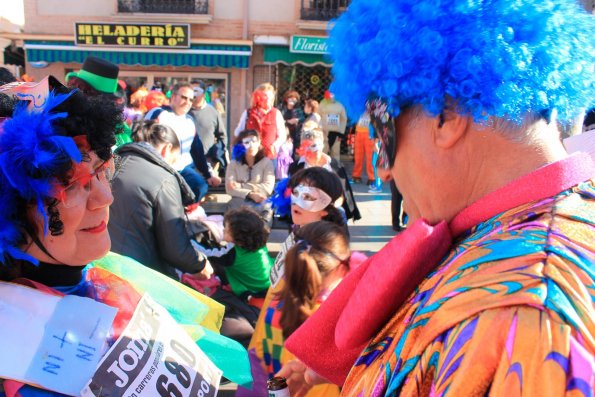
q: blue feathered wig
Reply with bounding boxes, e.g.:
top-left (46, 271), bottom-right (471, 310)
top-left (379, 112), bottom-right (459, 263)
top-left (0, 86), bottom-right (120, 265)
top-left (328, 0), bottom-right (594, 124)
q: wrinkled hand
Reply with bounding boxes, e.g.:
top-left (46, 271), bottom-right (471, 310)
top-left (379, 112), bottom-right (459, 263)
top-left (208, 175), bottom-right (222, 187)
top-left (275, 360), bottom-right (329, 397)
top-left (190, 260), bottom-right (214, 280)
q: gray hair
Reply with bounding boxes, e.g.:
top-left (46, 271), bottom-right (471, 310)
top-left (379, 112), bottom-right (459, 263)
top-left (406, 105), bottom-right (561, 144)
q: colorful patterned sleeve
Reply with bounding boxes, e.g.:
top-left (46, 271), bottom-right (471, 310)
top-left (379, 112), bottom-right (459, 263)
top-left (410, 306), bottom-right (594, 396)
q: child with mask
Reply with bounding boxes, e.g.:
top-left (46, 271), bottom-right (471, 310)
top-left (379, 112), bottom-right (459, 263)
top-left (289, 122), bottom-right (332, 173)
top-left (236, 167), bottom-right (350, 397)
top-left (289, 122), bottom-right (362, 221)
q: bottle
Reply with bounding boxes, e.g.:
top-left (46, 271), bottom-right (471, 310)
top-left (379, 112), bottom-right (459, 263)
top-left (267, 376), bottom-right (290, 397)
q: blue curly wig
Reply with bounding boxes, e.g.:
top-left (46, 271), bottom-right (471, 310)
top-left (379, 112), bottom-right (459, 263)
top-left (329, 0), bottom-right (595, 124)
top-left (0, 92), bottom-right (81, 264)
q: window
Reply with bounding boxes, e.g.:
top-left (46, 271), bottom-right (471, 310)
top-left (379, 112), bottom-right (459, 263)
top-left (254, 64), bottom-right (332, 103)
top-left (118, 0), bottom-right (208, 14)
top-left (300, 0), bottom-right (350, 21)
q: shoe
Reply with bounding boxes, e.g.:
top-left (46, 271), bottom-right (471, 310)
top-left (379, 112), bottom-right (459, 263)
top-left (367, 179), bottom-right (376, 186)
top-left (368, 185), bottom-right (382, 193)
top-left (352, 177), bottom-right (362, 183)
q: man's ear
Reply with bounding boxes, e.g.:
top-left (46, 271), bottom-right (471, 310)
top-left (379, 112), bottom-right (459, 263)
top-left (433, 110), bottom-right (469, 149)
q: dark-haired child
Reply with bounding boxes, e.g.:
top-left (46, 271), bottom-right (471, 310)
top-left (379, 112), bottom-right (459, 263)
top-left (209, 207), bottom-right (273, 299)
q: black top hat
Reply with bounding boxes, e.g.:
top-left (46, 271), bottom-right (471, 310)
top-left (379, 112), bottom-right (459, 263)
top-left (71, 56), bottom-right (119, 94)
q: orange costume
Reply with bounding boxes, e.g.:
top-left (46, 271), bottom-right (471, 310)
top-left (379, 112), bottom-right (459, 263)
top-left (352, 112), bottom-right (375, 183)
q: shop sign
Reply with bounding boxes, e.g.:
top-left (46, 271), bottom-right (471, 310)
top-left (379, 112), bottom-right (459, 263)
top-left (290, 35), bottom-right (328, 54)
top-left (75, 22), bottom-right (190, 48)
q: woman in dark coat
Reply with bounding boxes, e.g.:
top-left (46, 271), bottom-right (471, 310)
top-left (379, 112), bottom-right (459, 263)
top-left (108, 121), bottom-right (213, 280)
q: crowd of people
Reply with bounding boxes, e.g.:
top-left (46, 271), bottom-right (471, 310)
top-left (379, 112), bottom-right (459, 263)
top-left (0, 0), bottom-right (594, 395)
top-left (0, 51), bottom-right (367, 396)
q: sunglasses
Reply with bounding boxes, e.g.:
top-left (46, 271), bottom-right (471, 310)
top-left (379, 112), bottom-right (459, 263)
top-left (367, 98), bottom-right (447, 170)
top-left (366, 98), bottom-right (397, 170)
top-left (177, 94), bottom-right (194, 102)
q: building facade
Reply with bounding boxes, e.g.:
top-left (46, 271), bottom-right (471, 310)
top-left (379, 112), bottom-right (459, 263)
top-left (5, 0), bottom-right (349, 136)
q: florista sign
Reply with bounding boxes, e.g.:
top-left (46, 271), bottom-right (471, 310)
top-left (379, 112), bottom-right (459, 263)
top-left (290, 35), bottom-right (328, 54)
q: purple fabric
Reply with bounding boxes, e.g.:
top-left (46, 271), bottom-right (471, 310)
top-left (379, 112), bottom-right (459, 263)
top-left (275, 142), bottom-right (294, 179)
top-left (235, 349), bottom-right (269, 397)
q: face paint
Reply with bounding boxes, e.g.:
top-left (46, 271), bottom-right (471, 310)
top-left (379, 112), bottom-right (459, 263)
top-left (301, 129), bottom-right (324, 153)
top-left (290, 184), bottom-right (332, 212)
top-left (306, 140), bottom-right (324, 153)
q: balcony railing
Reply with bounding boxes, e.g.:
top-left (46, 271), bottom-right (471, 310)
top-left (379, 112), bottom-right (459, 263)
top-left (300, 0), bottom-right (350, 21)
top-left (118, 0), bottom-right (208, 14)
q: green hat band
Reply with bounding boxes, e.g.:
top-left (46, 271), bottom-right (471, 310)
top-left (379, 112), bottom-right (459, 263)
top-left (76, 69), bottom-right (118, 94)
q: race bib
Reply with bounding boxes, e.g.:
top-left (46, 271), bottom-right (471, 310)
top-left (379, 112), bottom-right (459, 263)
top-left (81, 294), bottom-right (222, 397)
top-left (357, 114), bottom-right (370, 128)
top-left (326, 113), bottom-right (340, 127)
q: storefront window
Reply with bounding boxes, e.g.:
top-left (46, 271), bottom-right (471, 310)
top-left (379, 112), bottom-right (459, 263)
top-left (254, 64), bottom-right (331, 105)
top-left (280, 64), bottom-right (331, 102)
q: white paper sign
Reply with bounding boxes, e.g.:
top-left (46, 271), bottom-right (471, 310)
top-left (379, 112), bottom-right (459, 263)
top-left (81, 294), bottom-right (221, 397)
top-left (0, 281), bottom-right (117, 396)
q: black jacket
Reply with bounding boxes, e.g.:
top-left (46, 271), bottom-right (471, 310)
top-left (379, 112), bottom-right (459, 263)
top-left (109, 142), bottom-right (208, 279)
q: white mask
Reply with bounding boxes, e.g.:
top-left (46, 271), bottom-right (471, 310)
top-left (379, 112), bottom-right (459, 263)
top-left (291, 184), bottom-right (332, 212)
top-left (306, 140), bottom-right (325, 153)
top-left (242, 137), bottom-right (259, 148)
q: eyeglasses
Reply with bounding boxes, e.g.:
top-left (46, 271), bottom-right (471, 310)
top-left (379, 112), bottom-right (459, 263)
top-left (366, 98), bottom-right (397, 170)
top-left (53, 158), bottom-right (115, 208)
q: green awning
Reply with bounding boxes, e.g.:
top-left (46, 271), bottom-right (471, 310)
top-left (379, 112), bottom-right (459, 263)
top-left (25, 41), bottom-right (251, 69)
top-left (263, 46), bottom-right (331, 67)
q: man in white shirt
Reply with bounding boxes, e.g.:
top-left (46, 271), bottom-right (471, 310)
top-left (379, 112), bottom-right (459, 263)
top-left (146, 83), bottom-right (221, 201)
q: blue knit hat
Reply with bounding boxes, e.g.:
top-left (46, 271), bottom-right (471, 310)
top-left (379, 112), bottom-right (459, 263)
top-left (329, 0), bottom-right (595, 125)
